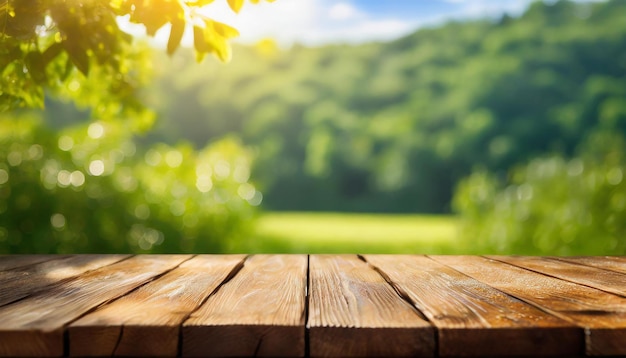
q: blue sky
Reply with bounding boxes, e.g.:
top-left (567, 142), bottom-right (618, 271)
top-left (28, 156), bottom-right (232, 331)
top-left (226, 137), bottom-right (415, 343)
top-left (195, 0), bottom-right (539, 46)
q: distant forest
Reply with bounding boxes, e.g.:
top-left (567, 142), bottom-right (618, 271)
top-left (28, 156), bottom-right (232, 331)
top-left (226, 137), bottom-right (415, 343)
top-left (49, 0), bottom-right (626, 214)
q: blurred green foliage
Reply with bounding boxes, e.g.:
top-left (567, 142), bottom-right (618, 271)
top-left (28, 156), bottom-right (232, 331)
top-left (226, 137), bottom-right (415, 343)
top-left (0, 114), bottom-right (259, 253)
top-left (454, 131), bottom-right (626, 255)
top-left (130, 0), bottom-right (626, 215)
top-left (0, 0), bottom-right (271, 253)
top-left (2, 0), bottom-right (626, 254)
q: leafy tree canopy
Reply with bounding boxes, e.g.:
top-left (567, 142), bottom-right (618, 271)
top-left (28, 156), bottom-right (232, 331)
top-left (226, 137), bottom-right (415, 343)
top-left (0, 0), bottom-right (272, 116)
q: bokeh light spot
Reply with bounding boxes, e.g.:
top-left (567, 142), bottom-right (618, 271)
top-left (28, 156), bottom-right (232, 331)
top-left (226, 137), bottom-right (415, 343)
top-left (145, 149), bottom-right (162, 166)
top-left (50, 213), bottom-right (66, 230)
top-left (165, 150), bottom-right (183, 168)
top-left (58, 136), bottom-right (74, 151)
top-left (88, 122), bottom-right (105, 139)
top-left (89, 160), bottom-right (105, 176)
top-left (68, 80), bottom-right (80, 92)
top-left (0, 169), bottom-right (8, 185)
top-left (170, 201), bottom-right (186, 216)
top-left (134, 204), bottom-right (150, 220)
top-left (567, 159), bottom-right (584, 177)
top-left (57, 170), bottom-right (71, 187)
top-left (215, 160), bottom-right (230, 179)
top-left (7, 151), bottom-right (22, 166)
top-left (248, 191), bottom-right (263, 206)
top-left (28, 145), bottom-right (43, 160)
top-left (70, 171), bottom-right (85, 187)
top-left (237, 183), bottom-right (256, 200)
top-left (196, 175), bottom-right (213, 193)
top-left (234, 164), bottom-right (250, 183)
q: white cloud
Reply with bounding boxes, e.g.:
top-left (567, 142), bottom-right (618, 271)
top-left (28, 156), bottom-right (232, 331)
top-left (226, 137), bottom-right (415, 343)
top-left (136, 0), bottom-right (601, 49)
top-left (328, 3), bottom-right (362, 21)
top-left (197, 0), bottom-right (417, 47)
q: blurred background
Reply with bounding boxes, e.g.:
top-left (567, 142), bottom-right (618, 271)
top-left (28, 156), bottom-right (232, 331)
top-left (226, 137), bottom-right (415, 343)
top-left (1, 0), bottom-right (625, 254)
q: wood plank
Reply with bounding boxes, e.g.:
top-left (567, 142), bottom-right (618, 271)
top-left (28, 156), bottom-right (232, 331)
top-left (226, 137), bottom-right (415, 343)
top-left (0, 255), bottom-right (190, 357)
top-left (489, 256), bottom-right (626, 297)
top-left (68, 255), bottom-right (246, 357)
top-left (0, 255), bottom-right (130, 307)
top-left (432, 255), bottom-right (626, 356)
top-left (182, 255), bottom-right (307, 357)
top-left (308, 255), bottom-right (434, 357)
top-left (555, 256), bottom-right (626, 275)
top-left (0, 255), bottom-right (70, 271)
top-left (364, 255), bottom-right (581, 357)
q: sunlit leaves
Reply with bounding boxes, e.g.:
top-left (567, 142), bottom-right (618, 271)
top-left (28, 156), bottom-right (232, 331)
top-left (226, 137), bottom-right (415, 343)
top-left (167, 17), bottom-right (186, 55)
top-left (184, 0), bottom-right (216, 6)
top-left (227, 0), bottom-right (244, 13)
top-left (0, 0), bottom-right (273, 113)
top-left (125, 0), bottom-right (185, 36)
top-left (193, 20), bottom-right (239, 62)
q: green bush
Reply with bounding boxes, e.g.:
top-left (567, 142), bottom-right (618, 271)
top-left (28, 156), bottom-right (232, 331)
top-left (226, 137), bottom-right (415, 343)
top-left (453, 132), bottom-right (626, 255)
top-left (0, 114), bottom-right (260, 253)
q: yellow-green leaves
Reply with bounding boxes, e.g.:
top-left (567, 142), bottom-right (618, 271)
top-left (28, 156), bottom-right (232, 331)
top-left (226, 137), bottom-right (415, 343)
top-left (193, 20), bottom-right (239, 62)
top-left (227, 0), bottom-right (244, 13)
top-left (227, 0), bottom-right (276, 13)
top-left (167, 17), bottom-right (186, 55)
top-left (184, 0), bottom-right (216, 6)
top-left (119, 0), bottom-right (251, 62)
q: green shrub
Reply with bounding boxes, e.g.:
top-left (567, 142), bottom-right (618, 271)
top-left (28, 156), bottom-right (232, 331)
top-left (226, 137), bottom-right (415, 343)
top-left (453, 132), bottom-right (626, 255)
top-left (0, 114), bottom-right (260, 253)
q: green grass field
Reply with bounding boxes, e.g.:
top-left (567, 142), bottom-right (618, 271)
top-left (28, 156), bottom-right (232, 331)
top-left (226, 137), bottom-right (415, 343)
top-left (234, 212), bottom-right (462, 253)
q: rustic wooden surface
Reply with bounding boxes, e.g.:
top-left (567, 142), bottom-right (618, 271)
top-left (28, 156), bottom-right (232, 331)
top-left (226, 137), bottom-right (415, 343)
top-left (434, 255), bottom-right (626, 356)
top-left (364, 255), bottom-right (581, 357)
top-left (183, 255), bottom-right (307, 357)
top-left (0, 254), bottom-right (624, 357)
top-left (69, 255), bottom-right (245, 356)
top-left (308, 255), bottom-right (433, 357)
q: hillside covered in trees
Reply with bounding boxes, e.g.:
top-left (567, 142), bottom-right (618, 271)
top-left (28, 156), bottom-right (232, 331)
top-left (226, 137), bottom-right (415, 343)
top-left (133, 0), bottom-right (626, 213)
top-left (4, 0), bottom-right (626, 255)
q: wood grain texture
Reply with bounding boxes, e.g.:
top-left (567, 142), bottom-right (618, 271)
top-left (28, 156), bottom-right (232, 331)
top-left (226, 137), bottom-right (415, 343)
top-left (308, 255), bottom-right (434, 358)
top-left (0, 255), bottom-right (69, 271)
top-left (489, 256), bottom-right (626, 297)
top-left (0, 255), bottom-right (129, 307)
top-left (182, 255), bottom-right (307, 357)
top-left (364, 255), bottom-right (581, 357)
top-left (0, 255), bottom-right (190, 357)
top-left (69, 255), bottom-right (245, 357)
top-left (433, 255), bottom-right (626, 356)
top-left (555, 256), bottom-right (626, 275)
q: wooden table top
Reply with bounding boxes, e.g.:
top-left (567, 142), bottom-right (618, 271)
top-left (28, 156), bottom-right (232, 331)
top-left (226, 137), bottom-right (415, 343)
top-left (0, 255), bottom-right (624, 357)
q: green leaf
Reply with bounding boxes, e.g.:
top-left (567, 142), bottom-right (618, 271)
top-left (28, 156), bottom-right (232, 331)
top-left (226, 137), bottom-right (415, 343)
top-left (62, 41), bottom-right (90, 75)
top-left (25, 51), bottom-right (46, 84)
top-left (42, 42), bottom-right (64, 66)
top-left (167, 18), bottom-right (185, 55)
